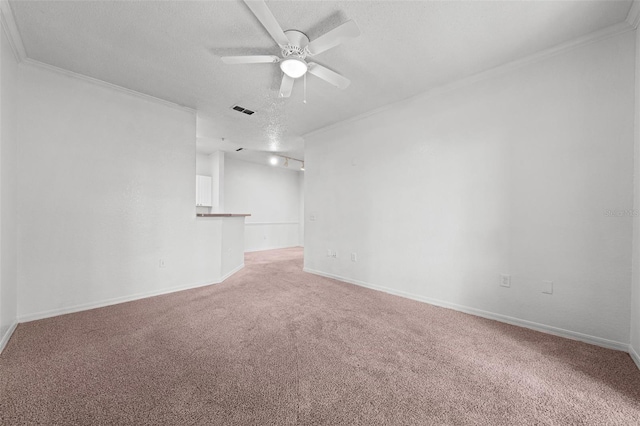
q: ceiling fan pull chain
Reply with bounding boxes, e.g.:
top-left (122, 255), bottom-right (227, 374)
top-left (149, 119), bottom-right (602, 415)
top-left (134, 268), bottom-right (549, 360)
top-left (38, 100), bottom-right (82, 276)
top-left (304, 73), bottom-right (307, 104)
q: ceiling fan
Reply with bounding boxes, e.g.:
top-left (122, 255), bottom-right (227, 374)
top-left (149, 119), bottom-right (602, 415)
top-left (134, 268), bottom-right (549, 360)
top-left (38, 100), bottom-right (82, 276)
top-left (221, 0), bottom-right (360, 98)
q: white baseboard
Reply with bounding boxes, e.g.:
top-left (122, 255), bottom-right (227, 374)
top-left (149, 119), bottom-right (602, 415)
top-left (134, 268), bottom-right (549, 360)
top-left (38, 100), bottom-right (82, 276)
top-left (630, 345), bottom-right (640, 370)
top-left (245, 245), bottom-right (301, 253)
top-left (0, 321), bottom-right (18, 354)
top-left (219, 263), bottom-right (244, 282)
top-left (18, 265), bottom-right (245, 323)
top-left (303, 267), bottom-right (629, 352)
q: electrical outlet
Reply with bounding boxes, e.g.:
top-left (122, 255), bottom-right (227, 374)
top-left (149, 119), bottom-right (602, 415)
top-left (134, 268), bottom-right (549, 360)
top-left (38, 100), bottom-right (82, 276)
top-left (333, 251), bottom-right (337, 258)
top-left (310, 214), bottom-right (316, 221)
top-left (159, 259), bottom-right (166, 268)
top-left (500, 274), bottom-right (511, 288)
top-left (542, 280), bottom-right (553, 294)
top-left (351, 252), bottom-right (357, 262)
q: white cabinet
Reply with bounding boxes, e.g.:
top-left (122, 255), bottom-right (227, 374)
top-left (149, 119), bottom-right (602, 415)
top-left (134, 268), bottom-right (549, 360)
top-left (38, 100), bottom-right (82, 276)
top-left (196, 175), bottom-right (213, 207)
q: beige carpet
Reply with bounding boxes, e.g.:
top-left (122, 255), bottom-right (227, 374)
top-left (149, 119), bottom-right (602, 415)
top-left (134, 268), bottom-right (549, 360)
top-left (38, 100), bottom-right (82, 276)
top-left (1, 247), bottom-right (639, 425)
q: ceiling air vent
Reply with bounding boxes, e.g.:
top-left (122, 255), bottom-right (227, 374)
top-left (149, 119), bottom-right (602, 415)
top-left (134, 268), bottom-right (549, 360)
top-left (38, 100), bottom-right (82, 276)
top-left (231, 105), bottom-right (256, 116)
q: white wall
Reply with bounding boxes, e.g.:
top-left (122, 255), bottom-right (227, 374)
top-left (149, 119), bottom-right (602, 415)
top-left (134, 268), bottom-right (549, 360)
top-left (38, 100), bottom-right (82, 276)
top-left (224, 157), bottom-right (302, 252)
top-left (221, 217), bottom-right (245, 277)
top-left (631, 26), bottom-right (640, 365)
top-left (305, 31), bottom-right (635, 347)
top-left (210, 151), bottom-right (224, 213)
top-left (196, 152), bottom-right (212, 176)
top-left (0, 9), bottom-right (19, 349)
top-left (16, 64), bottom-right (227, 320)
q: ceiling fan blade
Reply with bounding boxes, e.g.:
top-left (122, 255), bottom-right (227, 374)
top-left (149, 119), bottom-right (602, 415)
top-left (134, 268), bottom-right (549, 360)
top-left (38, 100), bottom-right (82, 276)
top-left (307, 20), bottom-right (360, 56)
top-left (307, 63), bottom-right (350, 90)
top-left (221, 55), bottom-right (280, 65)
top-left (243, 0), bottom-right (290, 47)
top-left (279, 74), bottom-right (294, 98)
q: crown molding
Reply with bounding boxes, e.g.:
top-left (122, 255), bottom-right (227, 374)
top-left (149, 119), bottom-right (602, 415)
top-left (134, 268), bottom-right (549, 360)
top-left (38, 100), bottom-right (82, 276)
top-left (0, 0), bottom-right (26, 62)
top-left (627, 0), bottom-right (640, 29)
top-left (22, 58), bottom-right (196, 114)
top-left (304, 20), bottom-right (634, 140)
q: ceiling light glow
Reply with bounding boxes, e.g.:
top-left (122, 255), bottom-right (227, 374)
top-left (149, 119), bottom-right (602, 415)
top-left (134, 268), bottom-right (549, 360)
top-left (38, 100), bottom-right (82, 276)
top-left (269, 156), bottom-right (278, 166)
top-left (280, 57), bottom-right (308, 79)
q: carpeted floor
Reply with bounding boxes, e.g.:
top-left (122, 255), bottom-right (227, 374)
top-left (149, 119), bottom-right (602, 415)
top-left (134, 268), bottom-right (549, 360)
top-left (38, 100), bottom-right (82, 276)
top-left (1, 247), bottom-right (639, 425)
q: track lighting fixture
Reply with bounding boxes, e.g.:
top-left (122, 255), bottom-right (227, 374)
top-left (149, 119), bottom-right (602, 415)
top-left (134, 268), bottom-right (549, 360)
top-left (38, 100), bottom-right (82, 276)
top-left (268, 154), bottom-right (304, 170)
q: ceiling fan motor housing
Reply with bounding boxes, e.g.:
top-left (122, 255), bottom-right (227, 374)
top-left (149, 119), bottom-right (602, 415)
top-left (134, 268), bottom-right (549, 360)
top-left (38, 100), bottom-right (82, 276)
top-left (282, 30), bottom-right (310, 59)
top-left (220, 1), bottom-right (358, 96)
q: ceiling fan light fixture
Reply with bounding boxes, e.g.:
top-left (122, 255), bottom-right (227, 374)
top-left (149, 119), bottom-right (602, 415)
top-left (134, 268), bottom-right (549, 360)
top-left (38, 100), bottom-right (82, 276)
top-left (280, 57), bottom-right (308, 79)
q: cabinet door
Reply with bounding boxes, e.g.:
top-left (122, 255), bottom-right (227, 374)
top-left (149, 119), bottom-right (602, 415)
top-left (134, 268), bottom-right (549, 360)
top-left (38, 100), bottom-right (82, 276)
top-left (200, 176), bottom-right (212, 207)
top-left (195, 176), bottom-right (202, 206)
top-left (196, 175), bottom-right (213, 207)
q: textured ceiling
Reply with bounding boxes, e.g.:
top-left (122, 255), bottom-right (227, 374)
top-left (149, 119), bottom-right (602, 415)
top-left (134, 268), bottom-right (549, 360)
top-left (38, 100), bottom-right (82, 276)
top-left (10, 0), bottom-right (633, 158)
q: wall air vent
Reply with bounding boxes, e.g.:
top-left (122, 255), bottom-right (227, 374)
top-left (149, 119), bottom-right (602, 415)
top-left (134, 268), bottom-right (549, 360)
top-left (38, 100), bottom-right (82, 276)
top-left (231, 105), bottom-right (256, 116)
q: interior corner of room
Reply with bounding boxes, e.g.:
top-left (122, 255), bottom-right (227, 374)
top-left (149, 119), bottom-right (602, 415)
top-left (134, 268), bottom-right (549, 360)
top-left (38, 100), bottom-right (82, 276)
top-left (1, 0), bottom-right (640, 423)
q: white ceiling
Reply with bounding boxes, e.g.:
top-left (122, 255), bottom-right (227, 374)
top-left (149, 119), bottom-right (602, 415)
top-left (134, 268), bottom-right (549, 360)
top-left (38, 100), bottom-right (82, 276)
top-left (9, 0), bottom-right (634, 159)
